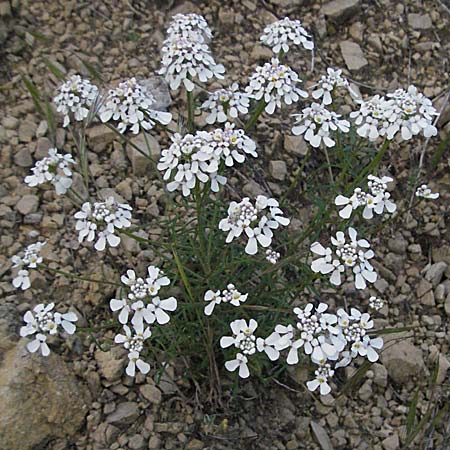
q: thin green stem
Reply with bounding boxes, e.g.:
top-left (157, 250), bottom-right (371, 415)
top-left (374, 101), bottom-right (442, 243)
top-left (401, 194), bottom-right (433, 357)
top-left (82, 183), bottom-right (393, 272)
top-left (280, 151), bottom-right (309, 206)
top-left (322, 145), bottom-right (334, 184)
top-left (187, 88), bottom-right (195, 133)
top-left (244, 98), bottom-right (266, 133)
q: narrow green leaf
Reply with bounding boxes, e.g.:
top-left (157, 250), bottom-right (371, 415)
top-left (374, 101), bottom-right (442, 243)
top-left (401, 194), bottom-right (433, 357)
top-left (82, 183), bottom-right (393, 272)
top-left (78, 57), bottom-right (103, 83)
top-left (42, 57), bottom-right (66, 80)
top-left (21, 74), bottom-right (43, 115)
top-left (405, 389), bottom-right (419, 436)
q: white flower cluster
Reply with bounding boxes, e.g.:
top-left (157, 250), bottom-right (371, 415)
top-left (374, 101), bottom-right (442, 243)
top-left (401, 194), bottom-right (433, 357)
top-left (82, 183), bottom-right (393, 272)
top-left (416, 184), bottom-right (439, 200)
top-left (220, 319), bottom-right (280, 378)
top-left (99, 77), bottom-right (172, 134)
top-left (20, 303), bottom-right (78, 356)
top-left (219, 195), bottom-right (290, 255)
top-left (312, 68), bottom-right (351, 106)
top-left (245, 57), bottom-right (308, 114)
top-left (158, 122), bottom-right (257, 196)
top-left (111, 266), bottom-right (177, 377)
top-left (200, 83), bottom-right (250, 124)
top-left (53, 74), bottom-right (98, 127)
top-left (335, 174), bottom-right (396, 219)
top-left (204, 284), bottom-right (248, 316)
top-left (74, 197), bottom-right (132, 251)
top-left (369, 296), bottom-right (384, 311)
top-left (292, 102), bottom-right (350, 148)
top-left (311, 227), bottom-right (377, 290)
top-left (260, 17), bottom-right (313, 54)
top-left (24, 148), bottom-right (75, 195)
top-left (159, 14), bottom-right (225, 91)
top-left (11, 241), bottom-right (46, 290)
top-left (272, 303), bottom-right (383, 395)
top-left (350, 85), bottom-right (438, 142)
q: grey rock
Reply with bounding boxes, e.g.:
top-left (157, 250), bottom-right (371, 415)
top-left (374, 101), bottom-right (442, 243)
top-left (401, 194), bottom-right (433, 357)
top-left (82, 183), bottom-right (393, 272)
top-left (445, 292), bottom-right (450, 317)
top-left (417, 278), bottom-right (435, 306)
top-left (14, 148), bottom-right (33, 167)
top-left (18, 121), bottom-right (37, 143)
top-left (284, 134), bottom-right (308, 156)
top-left (95, 347), bottom-right (126, 382)
top-left (372, 363), bottom-right (388, 387)
top-left (387, 235), bottom-right (407, 254)
top-left (425, 262), bottom-right (447, 287)
top-left (367, 34), bottom-right (383, 52)
top-left (128, 433), bottom-right (145, 449)
top-left (382, 433), bottom-right (400, 450)
top-left (269, 160), bottom-right (287, 181)
top-left (139, 384), bottom-right (162, 404)
top-left (2, 116), bottom-right (19, 130)
top-left (106, 402), bottom-right (140, 426)
top-left (381, 339), bottom-right (425, 383)
top-left (340, 40), bottom-right (368, 71)
top-left (16, 194), bottom-right (39, 215)
top-left (311, 421), bottom-right (334, 450)
top-left (71, 173), bottom-right (89, 200)
top-left (251, 44), bottom-right (274, 61)
top-left (126, 132), bottom-right (160, 177)
top-left (0, 341), bottom-right (91, 450)
top-left (358, 380), bottom-right (372, 401)
top-left (87, 124), bottom-right (116, 152)
top-left (243, 180), bottom-right (265, 197)
top-left (408, 13), bottom-right (432, 30)
top-left (322, 0), bottom-right (360, 22)
top-left (140, 77), bottom-right (171, 111)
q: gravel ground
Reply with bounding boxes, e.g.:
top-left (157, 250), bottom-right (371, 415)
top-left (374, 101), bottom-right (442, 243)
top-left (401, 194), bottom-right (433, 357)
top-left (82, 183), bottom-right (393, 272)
top-left (0, 1), bottom-right (449, 449)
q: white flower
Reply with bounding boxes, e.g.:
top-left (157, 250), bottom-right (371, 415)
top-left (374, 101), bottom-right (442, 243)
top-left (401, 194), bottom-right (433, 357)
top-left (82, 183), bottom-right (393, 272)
top-left (335, 174), bottom-right (396, 220)
top-left (260, 17), bottom-right (313, 54)
top-left (200, 83), bottom-right (250, 124)
top-left (204, 289), bottom-right (222, 316)
top-left (369, 296), bottom-right (384, 311)
top-left (312, 68), bottom-right (351, 106)
top-left (256, 332), bottom-right (281, 361)
top-left (74, 196), bottom-right (132, 251)
top-left (166, 13), bottom-right (212, 42)
top-left (110, 297), bottom-right (132, 324)
top-left (99, 77), bottom-right (172, 134)
top-left (146, 266), bottom-right (171, 295)
top-left (126, 351), bottom-right (150, 377)
top-left (219, 196), bottom-right (289, 255)
top-left (220, 319), bottom-right (258, 355)
top-left (306, 364), bottom-right (334, 395)
top-left (27, 333), bottom-right (51, 356)
top-left (245, 57), bottom-right (308, 114)
top-left (159, 34), bottom-right (225, 92)
top-left (224, 353), bottom-right (250, 378)
top-left (121, 269), bottom-right (150, 300)
top-left (131, 300), bottom-right (156, 327)
top-left (386, 85), bottom-right (438, 140)
top-left (350, 94), bottom-right (395, 141)
top-left (53, 74), bottom-right (99, 127)
top-left (416, 184), bottom-right (439, 199)
top-left (147, 296), bottom-right (177, 325)
top-left (311, 228), bottom-right (377, 290)
top-left (221, 284), bottom-right (248, 307)
top-left (12, 269), bottom-right (31, 290)
top-left (20, 303), bottom-right (77, 356)
top-left (292, 102), bottom-right (350, 148)
top-left (114, 323), bottom-right (152, 353)
top-left (266, 249), bottom-right (280, 264)
top-left (11, 241), bottom-right (46, 291)
top-left (25, 148), bottom-right (76, 195)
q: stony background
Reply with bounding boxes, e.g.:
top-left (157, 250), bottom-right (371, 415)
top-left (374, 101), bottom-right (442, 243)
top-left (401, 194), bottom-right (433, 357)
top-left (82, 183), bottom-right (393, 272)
top-left (0, 0), bottom-right (449, 449)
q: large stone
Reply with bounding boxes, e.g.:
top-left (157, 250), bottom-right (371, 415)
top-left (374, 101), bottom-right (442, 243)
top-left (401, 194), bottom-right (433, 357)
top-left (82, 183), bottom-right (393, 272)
top-left (322, 0), bottom-right (360, 22)
top-left (340, 40), bottom-right (368, 71)
top-left (16, 194), bottom-right (39, 215)
top-left (408, 13), bottom-right (432, 30)
top-left (95, 346), bottom-right (126, 382)
top-left (269, 160), bottom-right (287, 181)
top-left (284, 134), bottom-right (308, 156)
top-left (106, 401), bottom-right (140, 426)
top-left (14, 148), bottom-right (33, 167)
top-left (87, 124), bottom-right (116, 152)
top-left (18, 120), bottom-right (37, 143)
top-left (139, 383), bottom-right (162, 404)
top-left (0, 341), bottom-right (91, 450)
top-left (381, 339), bottom-right (425, 384)
top-left (425, 262), bottom-right (447, 287)
top-left (310, 421), bottom-right (333, 450)
top-left (126, 132), bottom-right (160, 177)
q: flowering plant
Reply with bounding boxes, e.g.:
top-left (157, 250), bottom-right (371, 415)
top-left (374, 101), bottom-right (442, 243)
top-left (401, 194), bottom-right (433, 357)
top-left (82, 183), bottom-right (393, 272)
top-left (15, 12), bottom-right (442, 402)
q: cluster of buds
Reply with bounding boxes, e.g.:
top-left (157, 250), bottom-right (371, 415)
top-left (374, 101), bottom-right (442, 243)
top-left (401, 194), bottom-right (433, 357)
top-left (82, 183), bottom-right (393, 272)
top-left (11, 242), bottom-right (46, 291)
top-left (312, 68), bottom-right (353, 106)
top-left (203, 284), bottom-right (248, 316)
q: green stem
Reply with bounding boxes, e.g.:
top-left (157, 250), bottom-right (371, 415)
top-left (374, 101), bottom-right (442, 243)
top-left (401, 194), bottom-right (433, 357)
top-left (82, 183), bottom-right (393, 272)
top-left (244, 98), bottom-right (266, 133)
top-left (187, 88), bottom-right (195, 133)
top-left (323, 145), bottom-right (334, 184)
top-left (280, 151), bottom-right (309, 206)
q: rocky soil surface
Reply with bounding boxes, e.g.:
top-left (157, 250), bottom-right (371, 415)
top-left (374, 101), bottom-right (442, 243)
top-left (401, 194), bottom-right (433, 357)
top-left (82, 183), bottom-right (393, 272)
top-left (0, 0), bottom-right (449, 449)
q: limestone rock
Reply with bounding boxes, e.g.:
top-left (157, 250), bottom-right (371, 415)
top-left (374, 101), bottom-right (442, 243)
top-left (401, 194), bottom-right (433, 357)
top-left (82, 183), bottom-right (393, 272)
top-left (139, 383), bottom-right (162, 404)
top-left (322, 0), bottom-right (360, 23)
top-left (269, 160), bottom-right (287, 181)
top-left (106, 401), bottom-right (140, 426)
top-left (381, 339), bottom-right (425, 383)
top-left (95, 346), bottom-right (126, 382)
top-left (340, 40), bottom-right (368, 71)
top-left (14, 148), bottom-right (33, 167)
top-left (16, 194), bottom-right (39, 215)
top-left (87, 124), bottom-right (116, 152)
top-left (382, 433), bottom-right (399, 450)
top-left (0, 341), bottom-right (91, 450)
top-left (284, 134), bottom-right (308, 156)
top-left (425, 262), bottom-right (447, 287)
top-left (311, 421), bottom-right (334, 450)
top-left (126, 132), bottom-right (160, 177)
top-left (408, 13), bottom-right (432, 30)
